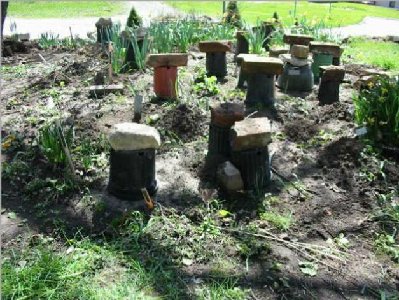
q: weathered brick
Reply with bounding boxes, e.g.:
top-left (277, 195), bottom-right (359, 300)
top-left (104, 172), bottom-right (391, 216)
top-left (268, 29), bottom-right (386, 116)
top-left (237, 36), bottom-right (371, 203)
top-left (320, 66), bottom-right (345, 82)
top-left (269, 46), bottom-right (289, 58)
top-left (210, 102), bottom-right (245, 127)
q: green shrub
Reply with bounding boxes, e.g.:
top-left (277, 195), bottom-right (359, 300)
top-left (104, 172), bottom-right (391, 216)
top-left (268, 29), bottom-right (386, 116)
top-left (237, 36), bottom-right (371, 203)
top-left (223, 1), bottom-right (242, 28)
top-left (354, 76), bottom-right (399, 147)
top-left (126, 6), bottom-right (142, 28)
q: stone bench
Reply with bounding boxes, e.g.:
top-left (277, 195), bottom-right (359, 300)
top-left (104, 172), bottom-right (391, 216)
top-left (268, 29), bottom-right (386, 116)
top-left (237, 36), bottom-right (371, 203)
top-left (108, 123), bottom-right (161, 200)
top-left (230, 117), bottom-right (274, 189)
top-left (241, 56), bottom-right (284, 105)
top-left (236, 53), bottom-right (259, 88)
top-left (147, 53), bottom-right (188, 99)
top-left (208, 102), bottom-right (245, 156)
top-left (318, 66), bottom-right (345, 105)
top-left (310, 41), bottom-right (343, 80)
top-left (199, 40), bottom-right (232, 78)
top-left (283, 34), bottom-right (314, 48)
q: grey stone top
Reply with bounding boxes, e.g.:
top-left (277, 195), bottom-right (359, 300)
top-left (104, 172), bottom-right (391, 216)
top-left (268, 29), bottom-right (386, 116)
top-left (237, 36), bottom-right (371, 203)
top-left (108, 122), bottom-right (161, 151)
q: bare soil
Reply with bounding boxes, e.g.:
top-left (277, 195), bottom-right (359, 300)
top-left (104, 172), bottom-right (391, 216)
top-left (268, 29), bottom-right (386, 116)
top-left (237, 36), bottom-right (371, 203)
top-left (1, 42), bottom-right (399, 299)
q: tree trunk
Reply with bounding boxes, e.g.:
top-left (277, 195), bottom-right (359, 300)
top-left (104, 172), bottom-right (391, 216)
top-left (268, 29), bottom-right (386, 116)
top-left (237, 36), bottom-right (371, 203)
top-left (1, 1), bottom-right (9, 40)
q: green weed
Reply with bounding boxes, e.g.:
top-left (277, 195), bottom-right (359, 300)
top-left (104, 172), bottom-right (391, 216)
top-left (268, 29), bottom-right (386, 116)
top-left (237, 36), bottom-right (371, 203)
top-left (260, 211), bottom-right (293, 231)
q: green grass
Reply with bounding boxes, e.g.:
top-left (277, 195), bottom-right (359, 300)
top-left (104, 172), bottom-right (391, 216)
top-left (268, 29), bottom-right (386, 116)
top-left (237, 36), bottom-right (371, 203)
top-left (169, 1), bottom-right (399, 27)
top-left (260, 211), bottom-right (293, 231)
top-left (8, 1), bottom-right (126, 18)
top-left (343, 37), bottom-right (399, 71)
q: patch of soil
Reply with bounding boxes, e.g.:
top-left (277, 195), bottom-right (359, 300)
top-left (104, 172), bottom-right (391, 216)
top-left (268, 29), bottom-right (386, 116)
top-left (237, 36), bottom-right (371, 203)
top-left (157, 103), bottom-right (207, 143)
top-left (283, 119), bottom-right (319, 142)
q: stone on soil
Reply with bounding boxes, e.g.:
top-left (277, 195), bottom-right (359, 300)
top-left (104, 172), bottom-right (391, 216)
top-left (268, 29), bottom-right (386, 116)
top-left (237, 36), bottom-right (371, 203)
top-left (241, 56), bottom-right (284, 75)
top-left (210, 102), bottom-right (245, 127)
top-left (231, 117), bottom-right (273, 151)
top-left (217, 161), bottom-right (244, 191)
top-left (199, 40), bottom-right (232, 53)
top-left (108, 123), bottom-right (161, 151)
top-left (290, 44), bottom-right (309, 59)
top-left (147, 53), bottom-right (188, 68)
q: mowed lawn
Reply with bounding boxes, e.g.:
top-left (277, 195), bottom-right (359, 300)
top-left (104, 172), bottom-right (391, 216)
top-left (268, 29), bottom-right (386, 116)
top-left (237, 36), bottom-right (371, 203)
top-left (169, 1), bottom-right (399, 27)
top-left (8, 1), bottom-right (126, 18)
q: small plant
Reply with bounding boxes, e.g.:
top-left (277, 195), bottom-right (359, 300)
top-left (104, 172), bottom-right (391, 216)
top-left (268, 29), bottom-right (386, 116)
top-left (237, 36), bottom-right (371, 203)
top-left (126, 6), bottom-right (142, 28)
top-left (260, 211), bottom-right (293, 231)
top-left (193, 68), bottom-right (220, 96)
top-left (374, 233), bottom-right (399, 262)
top-left (38, 121), bottom-right (74, 167)
top-left (38, 32), bottom-right (61, 49)
top-left (104, 23), bottom-right (128, 73)
top-left (354, 76), bottom-right (399, 147)
top-left (245, 22), bottom-right (267, 54)
top-left (149, 21), bottom-right (175, 53)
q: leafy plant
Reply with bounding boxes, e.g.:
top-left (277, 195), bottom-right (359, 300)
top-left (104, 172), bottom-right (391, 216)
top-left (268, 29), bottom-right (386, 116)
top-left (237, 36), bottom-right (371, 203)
top-left (374, 233), bottom-right (399, 262)
top-left (193, 68), bottom-right (220, 96)
top-left (38, 121), bottom-right (74, 167)
top-left (299, 261), bottom-right (318, 276)
top-left (354, 76), bottom-right (399, 147)
top-left (38, 32), bottom-right (61, 49)
top-left (244, 22), bottom-right (267, 54)
top-left (104, 23), bottom-right (128, 73)
top-left (260, 211), bottom-right (293, 231)
top-left (127, 28), bottom-right (151, 70)
top-left (149, 21), bottom-right (175, 53)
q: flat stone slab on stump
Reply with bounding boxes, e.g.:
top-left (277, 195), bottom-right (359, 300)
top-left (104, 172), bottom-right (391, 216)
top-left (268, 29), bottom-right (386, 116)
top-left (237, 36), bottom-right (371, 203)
top-left (320, 66), bottom-right (345, 81)
top-left (280, 54), bottom-right (312, 67)
top-left (210, 102), bottom-right (245, 127)
top-left (241, 57), bottom-right (284, 75)
top-left (269, 47), bottom-right (289, 58)
top-left (108, 123), bottom-right (161, 151)
top-left (231, 117), bottom-right (273, 151)
top-left (89, 84), bottom-right (124, 97)
top-left (199, 40), bottom-right (232, 53)
top-left (236, 53), bottom-right (259, 64)
top-left (283, 34), bottom-right (314, 46)
top-left (310, 42), bottom-right (342, 57)
top-left (147, 53), bottom-right (188, 68)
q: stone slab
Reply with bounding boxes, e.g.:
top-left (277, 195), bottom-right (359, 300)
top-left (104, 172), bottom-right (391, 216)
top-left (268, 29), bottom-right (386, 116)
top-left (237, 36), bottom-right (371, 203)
top-left (236, 53), bottom-right (258, 64)
top-left (231, 117), bottom-right (273, 151)
top-left (210, 102), bottom-right (245, 127)
top-left (320, 66), bottom-right (345, 81)
top-left (217, 161), bottom-right (244, 191)
top-left (280, 54), bottom-right (312, 67)
top-left (309, 42), bottom-right (342, 57)
top-left (147, 53), bottom-right (188, 68)
top-left (290, 44), bottom-right (309, 59)
top-left (269, 47), bottom-right (289, 58)
top-left (108, 122), bottom-right (161, 151)
top-left (89, 84), bottom-right (124, 97)
top-left (241, 56), bottom-right (284, 75)
top-left (199, 40), bottom-right (232, 53)
top-left (283, 34), bottom-right (314, 46)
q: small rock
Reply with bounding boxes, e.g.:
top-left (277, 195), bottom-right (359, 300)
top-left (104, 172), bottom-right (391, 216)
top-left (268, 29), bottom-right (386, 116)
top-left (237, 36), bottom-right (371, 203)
top-left (290, 44), bottom-right (309, 59)
top-left (108, 122), bottom-right (161, 151)
top-left (217, 161), bottom-right (244, 191)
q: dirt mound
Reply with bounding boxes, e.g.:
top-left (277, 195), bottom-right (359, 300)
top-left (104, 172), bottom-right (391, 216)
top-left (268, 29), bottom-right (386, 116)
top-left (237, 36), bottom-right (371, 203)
top-left (316, 102), bottom-right (353, 123)
top-left (317, 137), bottom-right (363, 168)
top-left (158, 104), bottom-right (207, 143)
top-left (64, 61), bottom-right (88, 76)
top-left (283, 119), bottom-right (319, 142)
